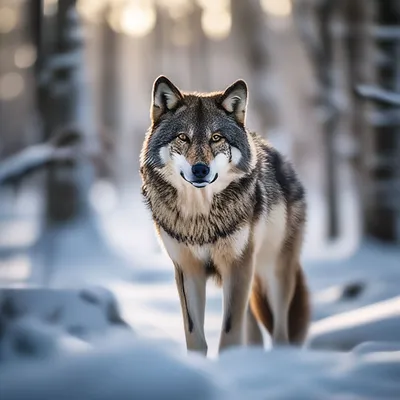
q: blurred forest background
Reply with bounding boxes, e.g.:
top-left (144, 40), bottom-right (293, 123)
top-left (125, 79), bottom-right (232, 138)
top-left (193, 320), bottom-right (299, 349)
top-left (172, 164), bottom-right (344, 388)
top-left (0, 0), bottom-right (399, 347)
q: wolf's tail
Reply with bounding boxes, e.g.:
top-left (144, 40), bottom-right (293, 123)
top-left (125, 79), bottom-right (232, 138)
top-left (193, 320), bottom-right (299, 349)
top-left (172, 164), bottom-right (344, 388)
top-left (250, 266), bottom-right (310, 344)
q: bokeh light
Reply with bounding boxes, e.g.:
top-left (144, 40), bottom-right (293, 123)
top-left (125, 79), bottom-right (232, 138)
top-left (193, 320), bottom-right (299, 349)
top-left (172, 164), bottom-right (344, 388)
top-left (119, 2), bottom-right (156, 37)
top-left (201, 8), bottom-right (231, 41)
top-left (196, 0), bottom-right (229, 11)
top-left (14, 45), bottom-right (37, 69)
top-left (0, 72), bottom-right (24, 101)
top-left (260, 0), bottom-right (292, 17)
top-left (77, 0), bottom-right (108, 24)
top-left (0, 7), bottom-right (18, 34)
top-left (43, 0), bottom-right (58, 17)
top-left (107, 6), bottom-right (124, 33)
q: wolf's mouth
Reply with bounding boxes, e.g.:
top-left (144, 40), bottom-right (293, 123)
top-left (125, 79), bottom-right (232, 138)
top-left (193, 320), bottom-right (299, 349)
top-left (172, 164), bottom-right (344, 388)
top-left (180, 172), bottom-right (218, 188)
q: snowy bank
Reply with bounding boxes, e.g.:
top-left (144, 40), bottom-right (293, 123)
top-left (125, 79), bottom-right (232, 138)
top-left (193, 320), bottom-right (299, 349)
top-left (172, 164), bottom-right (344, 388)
top-left (1, 330), bottom-right (400, 400)
top-left (308, 296), bottom-right (400, 351)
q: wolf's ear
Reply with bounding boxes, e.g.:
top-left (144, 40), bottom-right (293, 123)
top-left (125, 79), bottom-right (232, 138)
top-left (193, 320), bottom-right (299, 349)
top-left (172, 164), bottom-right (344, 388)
top-left (220, 80), bottom-right (248, 125)
top-left (151, 76), bottom-right (183, 124)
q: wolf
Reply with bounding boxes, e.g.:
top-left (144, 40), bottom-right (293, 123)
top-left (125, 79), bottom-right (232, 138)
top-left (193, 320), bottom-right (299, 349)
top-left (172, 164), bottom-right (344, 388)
top-left (140, 76), bottom-right (310, 355)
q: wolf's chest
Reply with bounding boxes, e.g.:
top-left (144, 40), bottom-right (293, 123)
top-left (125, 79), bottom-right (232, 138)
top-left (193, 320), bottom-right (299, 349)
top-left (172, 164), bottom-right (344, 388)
top-left (174, 184), bottom-right (214, 216)
top-left (159, 224), bottom-right (251, 267)
top-left (155, 210), bottom-right (230, 246)
top-left (145, 174), bottom-right (255, 245)
top-left (148, 191), bottom-right (249, 246)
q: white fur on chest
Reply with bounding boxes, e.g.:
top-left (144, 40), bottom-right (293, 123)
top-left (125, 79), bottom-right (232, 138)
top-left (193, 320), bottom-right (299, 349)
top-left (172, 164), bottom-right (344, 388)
top-left (189, 244), bottom-right (211, 262)
top-left (254, 202), bottom-right (287, 273)
top-left (158, 224), bottom-right (250, 267)
top-left (158, 228), bottom-right (211, 263)
top-left (176, 185), bottom-right (214, 216)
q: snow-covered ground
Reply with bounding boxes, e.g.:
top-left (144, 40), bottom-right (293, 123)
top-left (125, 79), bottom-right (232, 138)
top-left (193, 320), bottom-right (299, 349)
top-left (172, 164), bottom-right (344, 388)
top-left (1, 328), bottom-right (400, 399)
top-left (1, 182), bottom-right (400, 399)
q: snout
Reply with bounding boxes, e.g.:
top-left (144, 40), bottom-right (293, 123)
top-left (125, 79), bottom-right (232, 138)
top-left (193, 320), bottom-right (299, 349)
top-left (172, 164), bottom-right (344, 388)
top-left (173, 154), bottom-right (219, 188)
top-left (181, 163), bottom-right (218, 187)
top-left (191, 163), bottom-right (210, 180)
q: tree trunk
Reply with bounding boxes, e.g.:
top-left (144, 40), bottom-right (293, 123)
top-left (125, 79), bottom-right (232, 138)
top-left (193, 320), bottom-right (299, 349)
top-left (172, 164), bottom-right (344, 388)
top-left (230, 0), bottom-right (277, 131)
top-left (31, 0), bottom-right (126, 285)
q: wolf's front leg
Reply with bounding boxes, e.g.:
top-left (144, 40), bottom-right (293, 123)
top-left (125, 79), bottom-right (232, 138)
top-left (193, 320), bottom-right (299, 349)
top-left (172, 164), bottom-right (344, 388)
top-left (174, 263), bottom-right (207, 355)
top-left (216, 244), bottom-right (254, 353)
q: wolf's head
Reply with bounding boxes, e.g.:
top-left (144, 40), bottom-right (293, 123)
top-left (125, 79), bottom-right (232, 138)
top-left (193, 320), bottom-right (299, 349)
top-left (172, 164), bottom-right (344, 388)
top-left (141, 76), bottom-right (256, 192)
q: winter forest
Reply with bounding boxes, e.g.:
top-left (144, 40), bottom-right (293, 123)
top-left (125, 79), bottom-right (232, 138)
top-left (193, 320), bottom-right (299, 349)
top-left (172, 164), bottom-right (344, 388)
top-left (0, 0), bottom-right (400, 398)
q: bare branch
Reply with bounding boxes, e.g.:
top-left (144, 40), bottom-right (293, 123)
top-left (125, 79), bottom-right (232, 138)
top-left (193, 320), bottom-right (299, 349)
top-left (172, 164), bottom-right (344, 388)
top-left (355, 85), bottom-right (400, 106)
top-left (0, 129), bottom-right (82, 185)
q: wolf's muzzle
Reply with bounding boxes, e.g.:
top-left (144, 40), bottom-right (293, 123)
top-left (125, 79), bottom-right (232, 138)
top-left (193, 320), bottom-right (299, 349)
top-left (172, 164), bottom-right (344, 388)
top-left (192, 163), bottom-right (210, 179)
top-left (180, 170), bottom-right (218, 188)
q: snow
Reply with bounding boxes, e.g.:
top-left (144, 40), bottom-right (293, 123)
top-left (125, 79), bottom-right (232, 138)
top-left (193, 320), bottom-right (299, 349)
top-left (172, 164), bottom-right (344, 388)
top-left (0, 335), bottom-right (226, 400)
top-left (1, 333), bottom-right (399, 400)
top-left (0, 287), bottom-right (131, 363)
top-left (0, 316), bottom-right (92, 363)
top-left (307, 241), bottom-right (400, 327)
top-left (308, 296), bottom-right (400, 351)
top-left (1, 185), bottom-right (400, 399)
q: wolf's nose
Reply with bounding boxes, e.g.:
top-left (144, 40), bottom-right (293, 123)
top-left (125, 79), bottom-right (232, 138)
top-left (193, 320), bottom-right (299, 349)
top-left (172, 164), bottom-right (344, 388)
top-left (192, 163), bottom-right (210, 179)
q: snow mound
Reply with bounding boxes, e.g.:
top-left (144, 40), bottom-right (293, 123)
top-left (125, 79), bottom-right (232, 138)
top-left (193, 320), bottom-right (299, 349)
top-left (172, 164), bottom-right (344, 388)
top-left (352, 341), bottom-right (400, 355)
top-left (308, 296), bottom-right (400, 351)
top-left (218, 346), bottom-right (400, 399)
top-left (0, 316), bottom-right (91, 363)
top-left (0, 334), bottom-right (226, 400)
top-left (0, 287), bottom-right (131, 363)
top-left (1, 333), bottom-right (399, 400)
top-left (0, 286), bottom-right (129, 332)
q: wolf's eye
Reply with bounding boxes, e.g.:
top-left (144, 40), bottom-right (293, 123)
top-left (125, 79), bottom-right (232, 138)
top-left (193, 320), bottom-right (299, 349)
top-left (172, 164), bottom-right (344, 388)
top-left (211, 134), bottom-right (223, 143)
top-left (178, 133), bottom-right (189, 142)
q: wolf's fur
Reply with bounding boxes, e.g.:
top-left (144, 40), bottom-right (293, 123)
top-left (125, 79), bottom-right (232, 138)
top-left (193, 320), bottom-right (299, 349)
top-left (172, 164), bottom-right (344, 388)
top-left (140, 76), bottom-right (310, 355)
